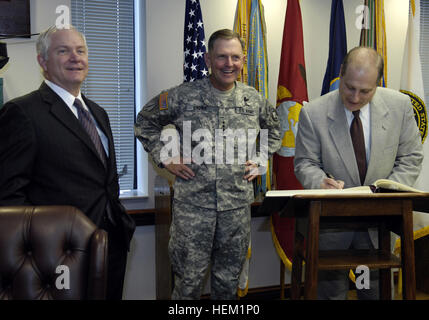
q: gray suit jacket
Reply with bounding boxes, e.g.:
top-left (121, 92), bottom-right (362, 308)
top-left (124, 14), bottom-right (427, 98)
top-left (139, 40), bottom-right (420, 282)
top-left (294, 87), bottom-right (423, 249)
top-left (294, 87), bottom-right (423, 190)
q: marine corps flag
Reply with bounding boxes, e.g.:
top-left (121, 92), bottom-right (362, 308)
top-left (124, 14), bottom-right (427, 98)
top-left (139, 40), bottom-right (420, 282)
top-left (183, 0), bottom-right (208, 82)
top-left (271, 0), bottom-right (307, 272)
top-left (321, 0), bottom-right (347, 95)
top-left (396, 0), bottom-right (429, 294)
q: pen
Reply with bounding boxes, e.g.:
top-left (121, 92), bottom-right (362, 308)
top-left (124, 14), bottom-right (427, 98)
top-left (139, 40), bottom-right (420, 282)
top-left (326, 172), bottom-right (335, 179)
top-left (325, 172), bottom-right (344, 189)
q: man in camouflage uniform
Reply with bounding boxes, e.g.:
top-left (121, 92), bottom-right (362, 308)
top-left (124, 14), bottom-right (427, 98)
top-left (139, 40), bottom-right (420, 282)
top-left (135, 29), bottom-right (281, 299)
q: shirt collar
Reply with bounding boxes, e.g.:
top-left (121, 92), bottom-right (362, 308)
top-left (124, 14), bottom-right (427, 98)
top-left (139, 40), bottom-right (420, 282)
top-left (44, 80), bottom-right (85, 109)
top-left (344, 103), bottom-right (370, 124)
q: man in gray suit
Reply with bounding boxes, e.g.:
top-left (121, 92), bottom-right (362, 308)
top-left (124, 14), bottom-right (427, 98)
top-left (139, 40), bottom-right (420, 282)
top-left (294, 46), bottom-right (423, 299)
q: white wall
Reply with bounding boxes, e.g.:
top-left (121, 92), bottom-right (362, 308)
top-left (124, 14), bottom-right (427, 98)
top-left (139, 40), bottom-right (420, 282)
top-left (1, 0), bottom-right (409, 300)
top-left (144, 0), bottom-right (408, 106)
top-left (0, 0), bottom-right (410, 143)
top-left (1, 0), bottom-right (71, 102)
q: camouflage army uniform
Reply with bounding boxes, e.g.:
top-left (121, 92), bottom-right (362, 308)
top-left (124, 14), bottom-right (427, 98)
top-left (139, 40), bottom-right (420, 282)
top-left (135, 77), bottom-right (281, 299)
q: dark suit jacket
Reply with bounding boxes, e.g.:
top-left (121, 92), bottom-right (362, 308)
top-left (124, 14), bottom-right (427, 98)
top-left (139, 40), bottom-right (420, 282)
top-left (0, 82), bottom-right (135, 248)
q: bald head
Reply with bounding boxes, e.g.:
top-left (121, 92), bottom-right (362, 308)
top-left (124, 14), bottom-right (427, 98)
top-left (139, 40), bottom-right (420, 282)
top-left (338, 47), bottom-right (382, 111)
top-left (340, 46), bottom-right (384, 84)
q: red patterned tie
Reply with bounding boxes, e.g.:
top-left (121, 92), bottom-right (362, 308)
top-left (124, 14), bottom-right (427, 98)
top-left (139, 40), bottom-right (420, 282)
top-left (74, 99), bottom-right (107, 167)
top-left (350, 110), bottom-right (366, 185)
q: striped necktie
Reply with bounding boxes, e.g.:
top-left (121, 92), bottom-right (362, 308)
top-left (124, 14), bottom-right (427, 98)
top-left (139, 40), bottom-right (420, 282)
top-left (74, 98), bottom-right (107, 167)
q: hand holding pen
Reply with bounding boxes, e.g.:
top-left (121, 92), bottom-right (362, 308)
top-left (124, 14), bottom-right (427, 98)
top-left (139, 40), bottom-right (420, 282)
top-left (321, 172), bottom-right (345, 189)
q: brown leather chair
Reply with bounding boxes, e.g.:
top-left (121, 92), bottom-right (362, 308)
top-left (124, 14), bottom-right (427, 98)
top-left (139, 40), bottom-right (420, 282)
top-left (0, 206), bottom-right (108, 299)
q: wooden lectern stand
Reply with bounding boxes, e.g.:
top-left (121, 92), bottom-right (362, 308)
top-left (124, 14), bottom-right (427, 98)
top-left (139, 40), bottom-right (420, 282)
top-left (260, 192), bottom-right (429, 300)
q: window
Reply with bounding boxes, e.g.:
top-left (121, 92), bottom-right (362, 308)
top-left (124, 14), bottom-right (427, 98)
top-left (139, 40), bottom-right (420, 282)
top-left (71, 0), bottom-right (136, 191)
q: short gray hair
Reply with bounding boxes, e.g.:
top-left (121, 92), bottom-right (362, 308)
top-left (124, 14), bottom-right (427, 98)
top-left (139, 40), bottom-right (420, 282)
top-left (36, 25), bottom-right (87, 60)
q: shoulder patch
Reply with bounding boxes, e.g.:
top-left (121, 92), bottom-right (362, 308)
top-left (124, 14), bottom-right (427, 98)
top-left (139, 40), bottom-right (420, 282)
top-left (159, 92), bottom-right (168, 111)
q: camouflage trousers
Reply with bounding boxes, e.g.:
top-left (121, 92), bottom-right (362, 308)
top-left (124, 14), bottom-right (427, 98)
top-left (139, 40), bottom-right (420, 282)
top-left (169, 199), bottom-right (251, 300)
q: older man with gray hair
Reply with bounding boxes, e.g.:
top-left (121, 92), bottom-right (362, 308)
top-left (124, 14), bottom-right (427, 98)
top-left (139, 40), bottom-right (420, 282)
top-left (0, 25), bottom-right (135, 300)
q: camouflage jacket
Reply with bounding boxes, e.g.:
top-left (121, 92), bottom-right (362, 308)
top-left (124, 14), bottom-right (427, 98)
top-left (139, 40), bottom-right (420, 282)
top-left (135, 77), bottom-right (281, 211)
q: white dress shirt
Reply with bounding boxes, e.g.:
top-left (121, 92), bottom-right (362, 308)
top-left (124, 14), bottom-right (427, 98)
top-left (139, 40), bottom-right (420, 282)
top-left (44, 80), bottom-right (109, 156)
top-left (344, 103), bottom-right (371, 164)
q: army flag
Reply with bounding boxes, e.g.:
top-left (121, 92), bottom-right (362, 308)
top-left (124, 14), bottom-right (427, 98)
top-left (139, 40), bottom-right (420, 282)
top-left (396, 0), bottom-right (429, 294)
top-left (234, 0), bottom-right (252, 299)
top-left (271, 0), bottom-right (308, 271)
top-left (359, 0), bottom-right (387, 87)
top-left (183, 0), bottom-right (208, 82)
top-left (321, 0), bottom-right (347, 95)
top-left (247, 0), bottom-right (269, 100)
top-left (234, 0), bottom-right (270, 197)
top-left (233, 0), bottom-right (251, 83)
top-left (234, 0), bottom-right (268, 297)
top-left (246, 0), bottom-right (270, 197)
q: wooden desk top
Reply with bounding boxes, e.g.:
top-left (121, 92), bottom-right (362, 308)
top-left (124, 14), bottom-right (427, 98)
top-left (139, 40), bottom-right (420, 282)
top-left (293, 192), bottom-right (429, 200)
top-left (259, 192), bottom-right (429, 218)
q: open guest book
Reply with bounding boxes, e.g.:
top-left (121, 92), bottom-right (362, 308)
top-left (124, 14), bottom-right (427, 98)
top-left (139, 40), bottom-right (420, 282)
top-left (265, 179), bottom-right (425, 198)
top-left (260, 179), bottom-right (429, 216)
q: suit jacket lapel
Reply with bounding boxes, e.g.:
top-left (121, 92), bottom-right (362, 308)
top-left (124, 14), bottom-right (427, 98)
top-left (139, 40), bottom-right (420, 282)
top-left (365, 89), bottom-right (389, 184)
top-left (39, 83), bottom-right (107, 169)
top-left (327, 92), bottom-right (361, 185)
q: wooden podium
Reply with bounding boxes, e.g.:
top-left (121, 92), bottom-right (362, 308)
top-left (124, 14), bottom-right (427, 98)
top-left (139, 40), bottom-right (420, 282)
top-left (260, 192), bottom-right (429, 300)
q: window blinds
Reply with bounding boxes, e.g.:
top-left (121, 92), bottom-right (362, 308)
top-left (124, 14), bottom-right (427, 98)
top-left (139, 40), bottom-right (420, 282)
top-left (71, 0), bottom-right (135, 190)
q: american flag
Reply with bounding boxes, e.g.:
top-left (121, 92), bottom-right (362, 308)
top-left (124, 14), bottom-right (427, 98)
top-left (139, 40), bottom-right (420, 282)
top-left (183, 0), bottom-right (208, 82)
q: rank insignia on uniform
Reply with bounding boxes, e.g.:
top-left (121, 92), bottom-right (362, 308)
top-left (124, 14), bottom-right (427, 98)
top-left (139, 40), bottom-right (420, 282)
top-left (244, 97), bottom-right (250, 106)
top-left (159, 92), bottom-right (169, 111)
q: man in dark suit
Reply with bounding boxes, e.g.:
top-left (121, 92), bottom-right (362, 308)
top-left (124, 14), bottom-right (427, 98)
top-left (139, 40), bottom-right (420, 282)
top-left (0, 26), bottom-right (135, 300)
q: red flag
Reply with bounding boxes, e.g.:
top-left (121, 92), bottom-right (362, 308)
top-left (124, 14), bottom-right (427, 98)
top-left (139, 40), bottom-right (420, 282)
top-left (271, 0), bottom-right (308, 270)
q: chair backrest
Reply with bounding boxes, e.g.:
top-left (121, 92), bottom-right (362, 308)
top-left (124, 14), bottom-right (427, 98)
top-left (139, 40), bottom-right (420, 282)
top-left (0, 206), bottom-right (108, 300)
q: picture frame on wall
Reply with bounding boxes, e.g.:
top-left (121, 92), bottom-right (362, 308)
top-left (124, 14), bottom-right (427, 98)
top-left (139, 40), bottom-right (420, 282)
top-left (0, 0), bottom-right (31, 38)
